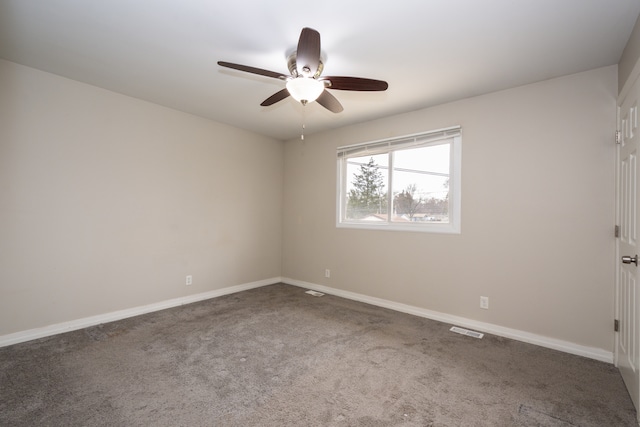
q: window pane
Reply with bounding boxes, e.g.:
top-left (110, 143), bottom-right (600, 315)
top-left (345, 153), bottom-right (388, 221)
top-left (392, 143), bottom-right (450, 223)
top-left (337, 127), bottom-right (461, 234)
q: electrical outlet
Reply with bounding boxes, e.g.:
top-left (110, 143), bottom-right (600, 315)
top-left (480, 296), bottom-right (489, 310)
top-left (186, 275), bottom-right (193, 286)
top-left (325, 269), bottom-right (331, 278)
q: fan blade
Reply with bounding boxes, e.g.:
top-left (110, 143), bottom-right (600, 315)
top-left (296, 28), bottom-right (321, 77)
top-left (261, 89), bottom-right (290, 106)
top-left (316, 90), bottom-right (343, 113)
top-left (321, 76), bottom-right (388, 91)
top-left (218, 61), bottom-right (287, 80)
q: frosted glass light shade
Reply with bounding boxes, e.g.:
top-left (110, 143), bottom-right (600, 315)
top-left (286, 77), bottom-right (324, 103)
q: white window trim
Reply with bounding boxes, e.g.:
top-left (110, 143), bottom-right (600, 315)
top-left (336, 126), bottom-right (461, 234)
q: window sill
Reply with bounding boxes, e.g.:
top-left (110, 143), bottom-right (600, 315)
top-left (336, 221), bottom-right (460, 234)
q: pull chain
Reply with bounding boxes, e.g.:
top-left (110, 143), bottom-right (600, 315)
top-left (301, 103), bottom-right (307, 140)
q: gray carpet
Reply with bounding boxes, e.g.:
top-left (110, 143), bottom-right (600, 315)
top-left (0, 283), bottom-right (636, 426)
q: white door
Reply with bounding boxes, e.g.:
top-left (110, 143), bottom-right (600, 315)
top-left (617, 74), bottom-right (640, 416)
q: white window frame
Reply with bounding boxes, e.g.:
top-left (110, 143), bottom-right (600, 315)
top-left (336, 126), bottom-right (461, 234)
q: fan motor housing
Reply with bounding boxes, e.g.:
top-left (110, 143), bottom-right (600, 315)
top-left (287, 52), bottom-right (324, 78)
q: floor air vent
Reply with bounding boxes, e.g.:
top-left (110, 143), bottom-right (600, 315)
top-left (305, 290), bottom-right (325, 297)
top-left (450, 326), bottom-right (484, 339)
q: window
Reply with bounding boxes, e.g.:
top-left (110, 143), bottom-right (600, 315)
top-left (337, 127), bottom-right (461, 233)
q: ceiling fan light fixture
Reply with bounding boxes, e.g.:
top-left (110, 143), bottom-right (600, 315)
top-left (286, 77), bottom-right (324, 104)
top-left (218, 27), bottom-right (388, 113)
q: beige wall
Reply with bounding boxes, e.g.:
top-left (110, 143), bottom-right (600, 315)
top-left (620, 14), bottom-right (640, 94)
top-left (0, 60), bottom-right (283, 335)
top-left (283, 65), bottom-right (617, 351)
top-left (0, 57), bottom-right (619, 353)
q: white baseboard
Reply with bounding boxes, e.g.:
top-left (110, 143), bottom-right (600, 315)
top-left (1, 276), bottom-right (614, 364)
top-left (282, 277), bottom-right (613, 364)
top-left (0, 277), bottom-right (282, 348)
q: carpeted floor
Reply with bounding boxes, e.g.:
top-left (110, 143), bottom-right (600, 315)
top-left (0, 283), bottom-right (637, 426)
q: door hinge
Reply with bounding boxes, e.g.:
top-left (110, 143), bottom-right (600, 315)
top-left (615, 319), bottom-right (620, 332)
top-left (615, 225), bottom-right (620, 238)
top-left (616, 130), bottom-right (622, 145)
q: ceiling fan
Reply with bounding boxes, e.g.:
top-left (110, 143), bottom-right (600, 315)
top-left (218, 27), bottom-right (388, 113)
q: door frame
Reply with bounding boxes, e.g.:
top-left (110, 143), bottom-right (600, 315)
top-left (615, 102), bottom-right (621, 369)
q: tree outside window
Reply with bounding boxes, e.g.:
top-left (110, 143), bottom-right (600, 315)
top-left (347, 157), bottom-right (387, 219)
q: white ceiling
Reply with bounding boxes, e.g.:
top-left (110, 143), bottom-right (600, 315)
top-left (1, 1), bottom-right (639, 141)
